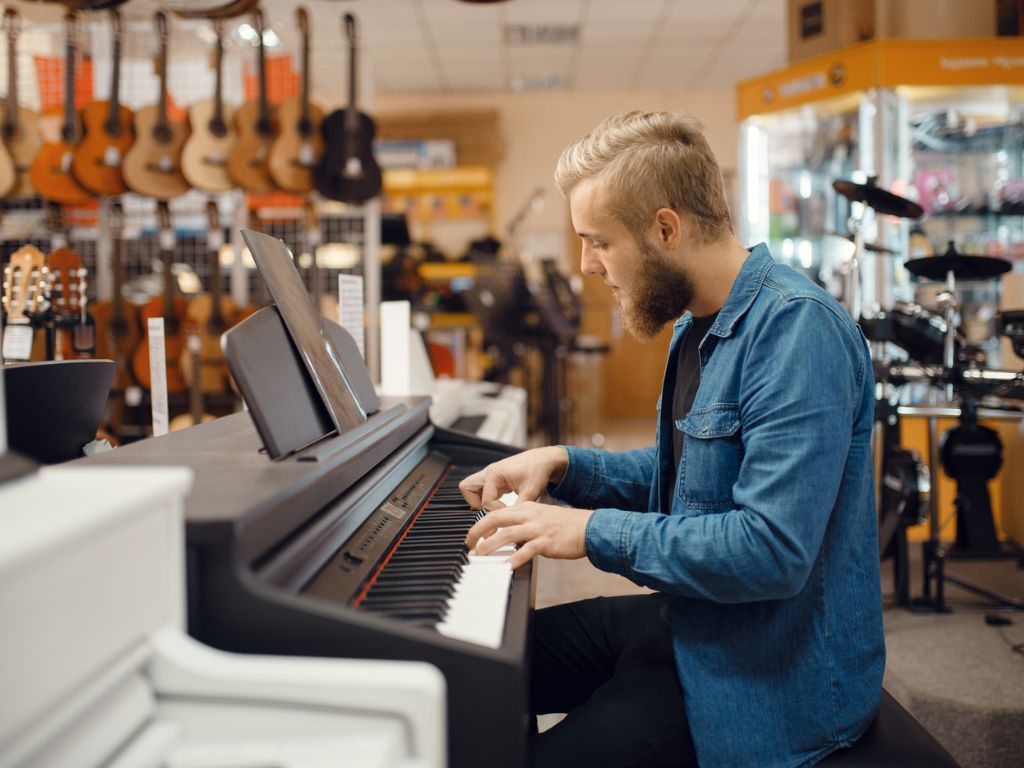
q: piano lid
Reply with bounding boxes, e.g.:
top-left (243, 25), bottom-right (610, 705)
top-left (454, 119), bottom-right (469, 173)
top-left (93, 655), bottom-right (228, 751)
top-left (75, 397), bottom-right (431, 559)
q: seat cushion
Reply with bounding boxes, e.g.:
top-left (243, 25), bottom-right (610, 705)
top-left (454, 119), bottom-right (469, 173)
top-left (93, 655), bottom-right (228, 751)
top-left (818, 690), bottom-right (960, 767)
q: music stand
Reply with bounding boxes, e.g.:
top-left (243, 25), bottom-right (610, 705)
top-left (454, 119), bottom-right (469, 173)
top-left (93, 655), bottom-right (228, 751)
top-left (4, 359), bottom-right (115, 464)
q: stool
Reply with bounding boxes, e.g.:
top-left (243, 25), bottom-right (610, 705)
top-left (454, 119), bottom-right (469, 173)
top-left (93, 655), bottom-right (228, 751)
top-left (818, 690), bottom-right (960, 767)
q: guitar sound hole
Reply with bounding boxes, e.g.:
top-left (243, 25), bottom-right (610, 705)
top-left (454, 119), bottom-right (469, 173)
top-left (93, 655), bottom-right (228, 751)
top-left (256, 119), bottom-right (274, 138)
top-left (209, 119), bottom-right (228, 139)
top-left (153, 124), bottom-right (173, 144)
top-left (298, 119), bottom-right (313, 138)
top-left (104, 121), bottom-right (122, 138)
top-left (1, 122), bottom-right (19, 141)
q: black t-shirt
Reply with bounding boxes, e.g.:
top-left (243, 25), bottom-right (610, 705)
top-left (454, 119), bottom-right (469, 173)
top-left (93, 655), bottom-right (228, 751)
top-left (671, 312), bottom-right (718, 479)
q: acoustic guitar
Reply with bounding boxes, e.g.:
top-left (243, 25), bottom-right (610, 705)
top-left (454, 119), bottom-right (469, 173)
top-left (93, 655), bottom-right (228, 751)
top-left (227, 8), bottom-right (277, 193)
top-left (91, 200), bottom-right (140, 390)
top-left (29, 12), bottom-right (93, 205)
top-left (313, 13), bottom-right (381, 204)
top-left (71, 9), bottom-right (133, 197)
top-left (180, 200), bottom-right (237, 394)
top-left (1, 10), bottom-right (42, 200)
top-left (1, 245), bottom-right (47, 361)
top-left (181, 20), bottom-right (236, 193)
top-left (122, 12), bottom-right (191, 200)
top-left (133, 201), bottom-right (187, 393)
top-left (268, 7), bottom-right (323, 193)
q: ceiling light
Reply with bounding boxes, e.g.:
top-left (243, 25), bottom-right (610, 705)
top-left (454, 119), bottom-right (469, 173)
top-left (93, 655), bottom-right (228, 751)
top-left (509, 74), bottom-right (570, 91)
top-left (504, 24), bottom-right (579, 45)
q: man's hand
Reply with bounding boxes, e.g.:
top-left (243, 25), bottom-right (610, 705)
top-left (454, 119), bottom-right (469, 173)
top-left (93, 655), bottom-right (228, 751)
top-left (459, 446), bottom-right (569, 509)
top-left (466, 501), bottom-right (593, 570)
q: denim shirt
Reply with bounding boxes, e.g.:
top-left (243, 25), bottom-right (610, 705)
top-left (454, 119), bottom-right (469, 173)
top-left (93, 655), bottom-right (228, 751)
top-left (551, 244), bottom-right (884, 768)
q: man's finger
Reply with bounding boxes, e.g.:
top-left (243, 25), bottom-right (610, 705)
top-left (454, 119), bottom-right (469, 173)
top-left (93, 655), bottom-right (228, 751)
top-left (475, 523), bottom-right (530, 557)
top-left (459, 470), bottom-right (485, 507)
top-left (466, 508), bottom-right (524, 548)
top-left (508, 540), bottom-right (539, 570)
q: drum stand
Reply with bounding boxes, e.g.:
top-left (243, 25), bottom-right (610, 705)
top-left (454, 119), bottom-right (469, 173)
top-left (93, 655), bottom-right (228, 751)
top-left (913, 269), bottom-right (1024, 612)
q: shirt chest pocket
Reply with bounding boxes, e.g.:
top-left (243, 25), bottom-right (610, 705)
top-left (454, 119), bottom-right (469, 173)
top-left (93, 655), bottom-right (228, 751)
top-left (676, 404), bottom-right (742, 511)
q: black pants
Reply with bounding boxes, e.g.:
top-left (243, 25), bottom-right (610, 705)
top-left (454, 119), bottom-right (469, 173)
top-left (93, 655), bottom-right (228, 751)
top-left (529, 594), bottom-right (698, 768)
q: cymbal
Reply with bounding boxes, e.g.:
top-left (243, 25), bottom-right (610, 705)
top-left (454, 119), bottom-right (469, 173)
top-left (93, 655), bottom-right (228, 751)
top-left (904, 254), bottom-right (1011, 281)
top-left (827, 232), bottom-right (899, 255)
top-left (832, 180), bottom-right (924, 219)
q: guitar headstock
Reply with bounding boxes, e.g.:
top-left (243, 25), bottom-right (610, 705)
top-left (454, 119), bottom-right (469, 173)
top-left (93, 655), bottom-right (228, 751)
top-left (206, 200), bottom-right (221, 233)
top-left (2, 245), bottom-right (46, 323)
top-left (3, 8), bottom-right (19, 40)
top-left (154, 9), bottom-right (168, 42)
top-left (304, 200), bottom-right (321, 247)
top-left (157, 200), bottom-right (175, 254)
top-left (109, 199), bottom-right (124, 237)
top-left (297, 6), bottom-right (309, 37)
top-left (46, 246), bottom-right (84, 316)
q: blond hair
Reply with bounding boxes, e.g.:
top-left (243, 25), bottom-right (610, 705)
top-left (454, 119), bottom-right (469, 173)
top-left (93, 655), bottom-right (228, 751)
top-left (554, 111), bottom-right (731, 242)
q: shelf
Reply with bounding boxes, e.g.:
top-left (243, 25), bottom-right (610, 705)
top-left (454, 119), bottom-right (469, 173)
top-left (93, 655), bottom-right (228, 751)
top-left (382, 166), bottom-right (493, 193)
top-left (419, 262), bottom-right (477, 280)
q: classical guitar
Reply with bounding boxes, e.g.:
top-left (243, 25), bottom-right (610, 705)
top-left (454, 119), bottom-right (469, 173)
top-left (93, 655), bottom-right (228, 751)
top-left (1, 245), bottom-right (47, 362)
top-left (227, 8), bottom-right (277, 193)
top-left (92, 200), bottom-right (140, 390)
top-left (180, 200), bottom-right (237, 394)
top-left (1, 10), bottom-right (42, 199)
top-left (313, 12), bottom-right (381, 204)
top-left (169, 332), bottom-right (217, 432)
top-left (122, 12), bottom-right (191, 200)
top-left (29, 12), bottom-right (93, 205)
top-left (268, 6), bottom-right (323, 193)
top-left (133, 201), bottom-right (188, 393)
top-left (71, 9), bottom-right (134, 197)
top-left (181, 20), bottom-right (237, 193)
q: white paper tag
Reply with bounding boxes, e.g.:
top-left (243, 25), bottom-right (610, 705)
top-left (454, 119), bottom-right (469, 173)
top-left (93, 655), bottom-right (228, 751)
top-left (208, 228), bottom-right (224, 251)
top-left (299, 142), bottom-right (314, 166)
top-left (148, 318), bottom-right (169, 437)
top-left (1, 324), bottom-right (33, 361)
top-left (125, 385), bottom-right (143, 407)
top-left (159, 228), bottom-right (176, 252)
top-left (158, 154), bottom-right (173, 172)
top-left (103, 145), bottom-right (122, 167)
top-left (338, 274), bottom-right (365, 360)
top-left (60, 150), bottom-right (73, 173)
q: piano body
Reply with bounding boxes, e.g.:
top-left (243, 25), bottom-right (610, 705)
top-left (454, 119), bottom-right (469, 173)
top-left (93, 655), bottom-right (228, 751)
top-left (0, 466), bottom-right (445, 768)
top-left (79, 399), bottom-right (535, 768)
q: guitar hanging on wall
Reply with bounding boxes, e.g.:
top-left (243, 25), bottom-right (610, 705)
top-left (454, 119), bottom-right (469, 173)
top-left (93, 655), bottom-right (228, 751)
top-left (0, 9), bottom-right (42, 199)
top-left (29, 12), bottom-right (93, 205)
top-left (227, 7), bottom-right (278, 193)
top-left (72, 8), bottom-right (134, 197)
top-left (181, 19), bottom-right (237, 193)
top-left (122, 11), bottom-right (191, 200)
top-left (133, 201), bottom-right (187, 393)
top-left (268, 6), bottom-right (323, 193)
top-left (313, 12), bottom-right (381, 204)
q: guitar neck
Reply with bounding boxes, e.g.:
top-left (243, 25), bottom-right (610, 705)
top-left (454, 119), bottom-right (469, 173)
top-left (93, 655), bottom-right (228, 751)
top-left (105, 34), bottom-right (122, 134)
top-left (208, 245), bottom-right (224, 328)
top-left (62, 35), bottom-right (77, 143)
top-left (256, 23), bottom-right (271, 135)
top-left (3, 26), bottom-right (16, 137)
top-left (345, 15), bottom-right (358, 135)
top-left (111, 236), bottom-right (125, 318)
top-left (212, 32), bottom-right (225, 128)
top-left (161, 245), bottom-right (177, 331)
top-left (300, 21), bottom-right (311, 131)
top-left (156, 44), bottom-right (169, 134)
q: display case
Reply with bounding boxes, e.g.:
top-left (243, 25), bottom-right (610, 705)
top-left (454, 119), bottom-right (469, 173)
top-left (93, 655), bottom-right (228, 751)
top-left (738, 39), bottom-right (1024, 337)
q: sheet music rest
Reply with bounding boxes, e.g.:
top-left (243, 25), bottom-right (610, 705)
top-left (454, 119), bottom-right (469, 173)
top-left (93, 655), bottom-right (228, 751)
top-left (221, 305), bottom-right (381, 460)
top-left (0, 466), bottom-right (445, 768)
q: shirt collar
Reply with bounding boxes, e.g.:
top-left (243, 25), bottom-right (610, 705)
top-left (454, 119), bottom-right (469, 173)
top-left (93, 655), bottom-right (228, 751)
top-left (672, 242), bottom-right (773, 338)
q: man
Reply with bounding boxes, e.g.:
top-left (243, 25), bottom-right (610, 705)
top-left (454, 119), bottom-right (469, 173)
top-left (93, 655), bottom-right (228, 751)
top-left (461, 112), bottom-right (884, 768)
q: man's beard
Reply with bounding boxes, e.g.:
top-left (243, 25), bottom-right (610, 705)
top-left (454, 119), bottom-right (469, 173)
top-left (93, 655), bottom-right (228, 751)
top-left (617, 239), bottom-right (695, 340)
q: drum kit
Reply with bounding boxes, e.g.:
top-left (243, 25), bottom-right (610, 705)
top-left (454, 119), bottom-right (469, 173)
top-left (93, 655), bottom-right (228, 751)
top-left (832, 178), bottom-right (1024, 612)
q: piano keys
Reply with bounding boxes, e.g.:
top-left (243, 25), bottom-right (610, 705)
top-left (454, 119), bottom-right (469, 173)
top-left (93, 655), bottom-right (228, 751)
top-left (79, 397), bottom-right (535, 768)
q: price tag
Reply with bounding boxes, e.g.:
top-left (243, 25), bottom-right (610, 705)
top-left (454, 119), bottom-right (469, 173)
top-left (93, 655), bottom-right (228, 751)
top-left (1, 324), bottom-right (33, 361)
top-left (208, 227), bottom-right (224, 251)
top-left (147, 318), bottom-right (169, 437)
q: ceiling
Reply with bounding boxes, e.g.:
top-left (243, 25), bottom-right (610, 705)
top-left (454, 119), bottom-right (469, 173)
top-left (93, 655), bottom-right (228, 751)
top-left (8, 0), bottom-right (786, 99)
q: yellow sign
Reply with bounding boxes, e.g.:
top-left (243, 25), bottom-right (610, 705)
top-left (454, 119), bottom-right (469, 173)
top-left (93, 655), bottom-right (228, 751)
top-left (738, 38), bottom-right (1024, 119)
